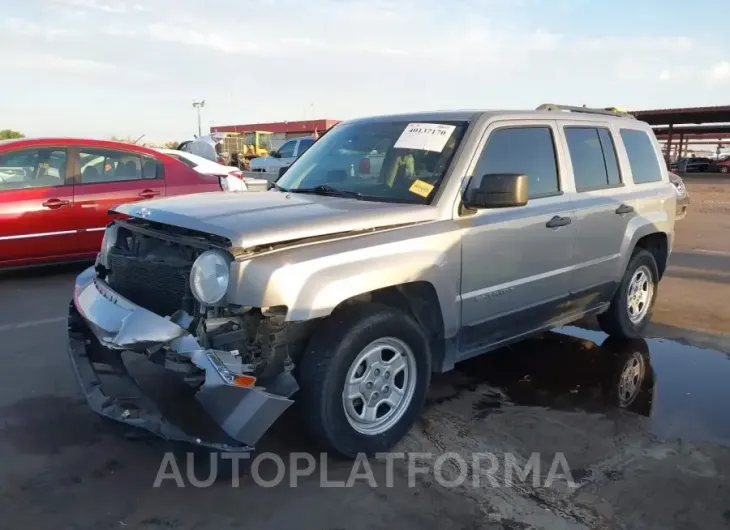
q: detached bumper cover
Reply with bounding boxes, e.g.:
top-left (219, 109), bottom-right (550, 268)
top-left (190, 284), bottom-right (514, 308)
top-left (68, 266), bottom-right (295, 451)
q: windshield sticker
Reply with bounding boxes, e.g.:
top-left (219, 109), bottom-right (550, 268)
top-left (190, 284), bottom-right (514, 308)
top-left (394, 123), bottom-right (456, 152)
top-left (409, 179), bottom-right (435, 198)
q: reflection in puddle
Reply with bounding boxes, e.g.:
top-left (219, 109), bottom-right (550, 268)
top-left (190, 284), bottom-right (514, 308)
top-left (436, 326), bottom-right (730, 446)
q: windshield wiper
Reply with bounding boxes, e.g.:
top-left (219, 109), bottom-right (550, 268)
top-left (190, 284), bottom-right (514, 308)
top-left (288, 185), bottom-right (363, 200)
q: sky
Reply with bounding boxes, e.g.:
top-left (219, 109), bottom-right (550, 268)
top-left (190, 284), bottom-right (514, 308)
top-left (1, 0), bottom-right (729, 143)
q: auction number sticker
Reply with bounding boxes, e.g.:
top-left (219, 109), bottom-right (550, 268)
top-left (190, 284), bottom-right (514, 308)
top-left (394, 123), bottom-right (456, 152)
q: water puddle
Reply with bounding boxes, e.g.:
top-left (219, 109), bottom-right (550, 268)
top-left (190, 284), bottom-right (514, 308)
top-left (443, 326), bottom-right (730, 446)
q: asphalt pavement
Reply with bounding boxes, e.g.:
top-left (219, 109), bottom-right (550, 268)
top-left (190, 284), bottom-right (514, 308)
top-left (2, 178), bottom-right (730, 529)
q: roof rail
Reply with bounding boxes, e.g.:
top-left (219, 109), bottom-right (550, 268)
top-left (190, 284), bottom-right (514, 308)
top-left (536, 103), bottom-right (635, 119)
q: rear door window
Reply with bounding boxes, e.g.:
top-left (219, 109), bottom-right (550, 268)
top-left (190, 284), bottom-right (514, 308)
top-left (141, 156), bottom-right (162, 179)
top-left (79, 149), bottom-right (142, 183)
top-left (564, 127), bottom-right (622, 191)
top-left (278, 140), bottom-right (297, 158)
top-left (620, 129), bottom-right (663, 184)
top-left (297, 138), bottom-right (315, 156)
top-left (166, 154), bottom-right (198, 169)
top-left (77, 149), bottom-right (163, 183)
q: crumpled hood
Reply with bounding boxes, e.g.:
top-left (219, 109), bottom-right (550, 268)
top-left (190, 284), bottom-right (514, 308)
top-left (113, 191), bottom-right (437, 248)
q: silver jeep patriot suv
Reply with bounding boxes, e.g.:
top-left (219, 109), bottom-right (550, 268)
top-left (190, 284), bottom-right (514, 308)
top-left (68, 104), bottom-right (676, 458)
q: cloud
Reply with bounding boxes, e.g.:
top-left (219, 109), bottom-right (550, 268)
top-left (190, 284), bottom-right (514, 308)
top-left (147, 23), bottom-right (260, 54)
top-left (0, 17), bottom-right (74, 39)
top-left (706, 61), bottom-right (730, 83)
top-left (102, 25), bottom-right (139, 38)
top-left (0, 52), bottom-right (117, 73)
top-left (48, 0), bottom-right (138, 14)
top-left (3, 0), bottom-right (729, 141)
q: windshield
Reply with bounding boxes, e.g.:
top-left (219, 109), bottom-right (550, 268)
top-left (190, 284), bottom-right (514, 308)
top-left (275, 120), bottom-right (468, 204)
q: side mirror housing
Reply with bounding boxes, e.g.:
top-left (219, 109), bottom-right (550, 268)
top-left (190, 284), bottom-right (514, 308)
top-left (463, 173), bottom-right (529, 209)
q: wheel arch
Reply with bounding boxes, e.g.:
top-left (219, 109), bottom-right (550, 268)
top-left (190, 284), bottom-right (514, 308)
top-left (634, 232), bottom-right (669, 279)
top-left (332, 282), bottom-right (448, 373)
top-left (619, 211), bottom-right (672, 280)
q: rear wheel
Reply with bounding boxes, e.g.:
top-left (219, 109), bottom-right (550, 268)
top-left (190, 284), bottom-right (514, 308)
top-left (298, 304), bottom-right (431, 458)
top-left (598, 249), bottom-right (659, 339)
top-left (721, 166), bottom-right (729, 174)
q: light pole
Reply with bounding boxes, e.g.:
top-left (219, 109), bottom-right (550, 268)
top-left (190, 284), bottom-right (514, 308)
top-left (192, 99), bottom-right (205, 137)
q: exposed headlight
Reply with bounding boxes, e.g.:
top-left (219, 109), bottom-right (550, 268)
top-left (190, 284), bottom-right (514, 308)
top-left (190, 250), bottom-right (231, 305)
top-left (97, 223), bottom-right (118, 269)
top-left (672, 180), bottom-right (687, 199)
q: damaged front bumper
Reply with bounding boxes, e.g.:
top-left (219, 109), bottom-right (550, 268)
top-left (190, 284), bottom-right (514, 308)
top-left (68, 266), bottom-right (296, 452)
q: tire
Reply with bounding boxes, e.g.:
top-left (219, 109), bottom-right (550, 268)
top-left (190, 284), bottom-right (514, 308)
top-left (597, 249), bottom-right (659, 339)
top-left (721, 166), bottom-right (729, 174)
top-left (298, 303), bottom-right (431, 458)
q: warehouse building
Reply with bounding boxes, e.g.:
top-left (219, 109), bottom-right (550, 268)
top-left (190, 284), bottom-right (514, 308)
top-left (210, 119), bottom-right (340, 150)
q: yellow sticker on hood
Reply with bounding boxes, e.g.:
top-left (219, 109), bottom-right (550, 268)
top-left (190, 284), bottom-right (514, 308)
top-left (409, 179), bottom-right (434, 198)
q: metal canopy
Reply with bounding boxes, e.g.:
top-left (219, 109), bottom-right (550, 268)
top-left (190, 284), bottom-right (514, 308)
top-left (630, 105), bottom-right (730, 162)
top-left (653, 125), bottom-right (730, 136)
top-left (631, 106), bottom-right (730, 126)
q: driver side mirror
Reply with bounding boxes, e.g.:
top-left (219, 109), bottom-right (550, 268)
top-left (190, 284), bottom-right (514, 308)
top-left (463, 173), bottom-right (529, 209)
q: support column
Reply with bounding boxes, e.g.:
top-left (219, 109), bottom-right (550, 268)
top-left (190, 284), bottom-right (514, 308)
top-left (678, 133), bottom-right (685, 159)
top-left (665, 124), bottom-right (674, 166)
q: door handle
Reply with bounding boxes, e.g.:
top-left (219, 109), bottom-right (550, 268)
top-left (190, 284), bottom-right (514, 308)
top-left (615, 203), bottom-right (634, 215)
top-left (41, 198), bottom-right (71, 209)
top-left (138, 189), bottom-right (160, 199)
top-left (546, 215), bottom-right (571, 229)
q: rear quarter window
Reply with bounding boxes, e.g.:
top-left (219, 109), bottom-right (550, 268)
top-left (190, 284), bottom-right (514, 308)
top-left (620, 129), bottom-right (663, 184)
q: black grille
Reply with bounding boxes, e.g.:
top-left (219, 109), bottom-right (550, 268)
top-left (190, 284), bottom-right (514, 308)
top-left (108, 253), bottom-right (191, 317)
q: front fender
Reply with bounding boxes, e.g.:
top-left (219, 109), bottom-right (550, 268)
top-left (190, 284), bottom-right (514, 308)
top-left (227, 225), bottom-right (462, 337)
top-left (289, 250), bottom-right (451, 320)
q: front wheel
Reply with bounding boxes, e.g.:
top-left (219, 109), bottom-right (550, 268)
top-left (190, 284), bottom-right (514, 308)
top-left (298, 304), bottom-right (431, 458)
top-left (598, 249), bottom-right (659, 339)
top-left (721, 166), bottom-right (729, 174)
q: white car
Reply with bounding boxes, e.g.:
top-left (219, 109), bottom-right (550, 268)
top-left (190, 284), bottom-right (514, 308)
top-left (156, 148), bottom-right (247, 191)
top-left (249, 136), bottom-right (316, 175)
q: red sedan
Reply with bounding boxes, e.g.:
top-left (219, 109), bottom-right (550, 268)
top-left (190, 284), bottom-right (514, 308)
top-left (714, 157), bottom-right (730, 174)
top-left (0, 137), bottom-right (224, 269)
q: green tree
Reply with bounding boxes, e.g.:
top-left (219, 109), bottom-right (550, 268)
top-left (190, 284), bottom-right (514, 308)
top-left (0, 130), bottom-right (24, 140)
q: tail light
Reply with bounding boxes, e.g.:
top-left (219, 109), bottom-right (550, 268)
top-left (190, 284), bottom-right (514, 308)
top-left (359, 157), bottom-right (370, 174)
top-left (226, 170), bottom-right (247, 191)
top-left (217, 156), bottom-right (225, 165)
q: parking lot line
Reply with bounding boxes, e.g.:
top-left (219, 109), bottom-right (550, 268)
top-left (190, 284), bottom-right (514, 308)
top-left (0, 316), bottom-right (67, 333)
top-left (690, 248), bottom-right (730, 257)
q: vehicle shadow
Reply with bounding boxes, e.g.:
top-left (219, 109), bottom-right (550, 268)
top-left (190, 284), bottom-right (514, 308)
top-left (0, 260), bottom-right (92, 281)
top-left (664, 250), bottom-right (730, 285)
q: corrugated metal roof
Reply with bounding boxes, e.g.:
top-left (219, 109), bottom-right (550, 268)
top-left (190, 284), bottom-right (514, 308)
top-left (211, 119), bottom-right (340, 134)
top-left (630, 106), bottom-right (730, 125)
